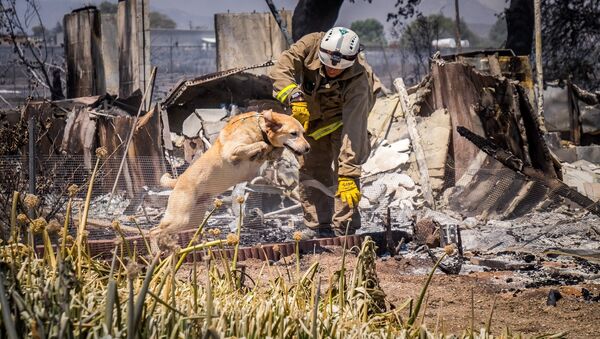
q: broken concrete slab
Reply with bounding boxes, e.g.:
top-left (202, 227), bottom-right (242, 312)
top-left (362, 140), bottom-right (410, 176)
top-left (554, 145), bottom-right (600, 163)
top-left (367, 94), bottom-right (401, 140)
top-left (580, 105), bottom-right (600, 135)
top-left (363, 182), bottom-right (387, 203)
top-left (182, 108), bottom-right (228, 138)
top-left (583, 183), bottom-right (600, 201)
top-left (562, 159), bottom-right (600, 195)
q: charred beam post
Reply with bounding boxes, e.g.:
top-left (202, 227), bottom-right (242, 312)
top-left (457, 126), bottom-right (600, 217)
top-left (395, 78), bottom-right (435, 208)
top-left (567, 79), bottom-right (582, 145)
top-left (533, 0), bottom-right (547, 133)
top-left (265, 0), bottom-right (294, 46)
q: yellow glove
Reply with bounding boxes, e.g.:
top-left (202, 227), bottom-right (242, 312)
top-left (336, 176), bottom-right (361, 209)
top-left (290, 101), bottom-right (310, 131)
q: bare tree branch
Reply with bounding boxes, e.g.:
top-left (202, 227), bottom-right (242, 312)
top-left (0, 0), bottom-right (58, 96)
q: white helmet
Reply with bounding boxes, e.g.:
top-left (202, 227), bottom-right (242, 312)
top-left (319, 27), bottom-right (361, 69)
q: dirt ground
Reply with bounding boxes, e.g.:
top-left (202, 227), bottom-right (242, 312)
top-left (234, 246), bottom-right (600, 338)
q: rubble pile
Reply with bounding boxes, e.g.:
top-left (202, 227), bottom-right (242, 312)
top-left (2, 50), bottom-right (598, 288)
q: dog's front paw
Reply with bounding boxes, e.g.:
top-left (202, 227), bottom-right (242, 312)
top-left (249, 141), bottom-right (272, 161)
top-left (264, 147), bottom-right (284, 160)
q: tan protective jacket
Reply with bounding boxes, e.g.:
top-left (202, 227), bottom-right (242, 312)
top-left (270, 32), bottom-right (378, 178)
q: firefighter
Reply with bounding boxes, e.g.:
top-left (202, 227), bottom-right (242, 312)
top-left (270, 27), bottom-right (379, 238)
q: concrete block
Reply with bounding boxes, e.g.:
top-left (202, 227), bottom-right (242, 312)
top-left (543, 86), bottom-right (569, 132)
top-left (584, 183), bottom-right (600, 201)
top-left (553, 145), bottom-right (600, 164)
top-left (581, 105), bottom-right (600, 135)
top-left (576, 145), bottom-right (600, 163)
top-left (215, 11), bottom-right (292, 75)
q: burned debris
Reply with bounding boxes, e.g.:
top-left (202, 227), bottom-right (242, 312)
top-left (0, 2), bottom-right (600, 337)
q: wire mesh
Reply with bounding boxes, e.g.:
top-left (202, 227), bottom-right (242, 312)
top-left (0, 153), bottom-right (300, 246)
top-left (1, 141), bottom-right (597, 249)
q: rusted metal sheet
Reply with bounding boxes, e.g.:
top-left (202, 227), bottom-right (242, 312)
top-left (96, 105), bottom-right (165, 194)
top-left (430, 61), bottom-right (493, 181)
top-left (426, 56), bottom-right (560, 218)
top-left (21, 101), bottom-right (68, 157)
top-left (61, 106), bottom-right (96, 169)
top-left (162, 71), bottom-right (280, 134)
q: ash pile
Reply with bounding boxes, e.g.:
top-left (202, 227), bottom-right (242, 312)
top-left (353, 51), bottom-right (600, 293)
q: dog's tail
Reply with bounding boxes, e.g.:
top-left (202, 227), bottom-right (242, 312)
top-left (160, 173), bottom-right (178, 189)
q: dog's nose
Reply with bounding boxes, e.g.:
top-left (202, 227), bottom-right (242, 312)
top-left (304, 144), bottom-right (311, 153)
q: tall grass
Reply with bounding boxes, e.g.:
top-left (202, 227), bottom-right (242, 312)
top-left (0, 150), bottom-right (562, 338)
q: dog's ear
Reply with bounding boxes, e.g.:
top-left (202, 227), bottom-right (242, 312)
top-left (262, 110), bottom-right (282, 131)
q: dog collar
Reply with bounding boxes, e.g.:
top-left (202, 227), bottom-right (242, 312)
top-left (257, 114), bottom-right (273, 146)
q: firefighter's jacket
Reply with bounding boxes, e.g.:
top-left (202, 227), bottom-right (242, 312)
top-left (269, 32), bottom-right (378, 178)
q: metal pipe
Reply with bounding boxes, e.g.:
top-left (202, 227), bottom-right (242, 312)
top-left (534, 0), bottom-right (546, 132)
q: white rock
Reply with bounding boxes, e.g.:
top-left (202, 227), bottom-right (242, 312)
top-left (399, 199), bottom-right (414, 210)
top-left (363, 182), bottom-right (387, 203)
top-left (389, 138), bottom-right (411, 153)
top-left (394, 186), bottom-right (419, 201)
top-left (358, 198), bottom-right (372, 209)
top-left (370, 172), bottom-right (415, 196)
top-left (362, 150), bottom-right (409, 175)
top-left (396, 173), bottom-right (415, 189)
top-left (462, 217), bottom-right (479, 229)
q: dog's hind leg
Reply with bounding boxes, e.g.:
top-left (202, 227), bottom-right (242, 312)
top-left (157, 185), bottom-right (199, 234)
top-left (185, 193), bottom-right (213, 231)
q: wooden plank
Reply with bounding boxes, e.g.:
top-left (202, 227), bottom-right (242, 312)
top-left (64, 8), bottom-right (99, 98)
top-left (100, 13), bottom-right (119, 95)
top-left (394, 78), bottom-right (435, 208)
top-left (118, 0), bottom-right (139, 98)
top-left (430, 61), bottom-right (489, 181)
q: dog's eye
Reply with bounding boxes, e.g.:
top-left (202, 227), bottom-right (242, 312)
top-left (290, 131), bottom-right (298, 137)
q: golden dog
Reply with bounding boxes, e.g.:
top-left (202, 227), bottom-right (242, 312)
top-left (152, 110), bottom-right (310, 236)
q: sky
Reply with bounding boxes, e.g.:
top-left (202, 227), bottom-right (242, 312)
top-left (28, 0), bottom-right (508, 39)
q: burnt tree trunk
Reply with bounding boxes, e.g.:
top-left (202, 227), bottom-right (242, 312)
top-left (505, 0), bottom-right (534, 55)
top-left (292, 0), bottom-right (344, 41)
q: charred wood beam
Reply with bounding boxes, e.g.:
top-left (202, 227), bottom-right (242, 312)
top-left (567, 80), bottom-right (582, 145)
top-left (571, 82), bottom-right (600, 106)
top-left (457, 126), bottom-right (600, 217)
top-left (505, 0), bottom-right (534, 56)
top-left (265, 0), bottom-right (294, 46)
top-left (291, 0), bottom-right (343, 41)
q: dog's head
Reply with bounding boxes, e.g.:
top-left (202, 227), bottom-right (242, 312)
top-left (262, 110), bottom-right (310, 156)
